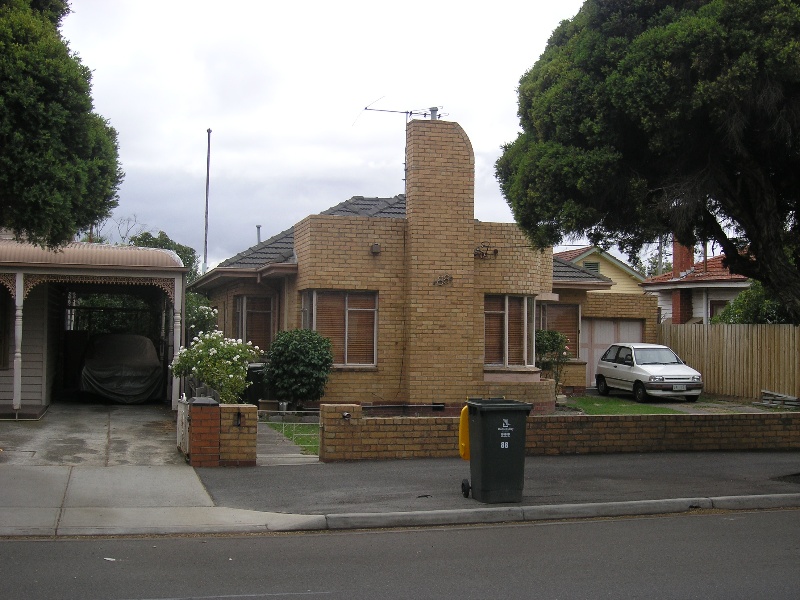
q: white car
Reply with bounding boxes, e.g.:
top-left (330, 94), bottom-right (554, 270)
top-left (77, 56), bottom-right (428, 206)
top-left (595, 343), bottom-right (703, 402)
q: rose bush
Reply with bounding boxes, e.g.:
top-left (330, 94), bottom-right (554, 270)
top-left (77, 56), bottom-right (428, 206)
top-left (170, 330), bottom-right (262, 403)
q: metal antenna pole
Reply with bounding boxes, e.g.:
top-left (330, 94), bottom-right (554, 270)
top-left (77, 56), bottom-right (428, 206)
top-left (203, 128), bottom-right (211, 274)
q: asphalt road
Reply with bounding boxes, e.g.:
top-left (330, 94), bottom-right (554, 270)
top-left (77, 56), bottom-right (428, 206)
top-left (2, 509), bottom-right (799, 599)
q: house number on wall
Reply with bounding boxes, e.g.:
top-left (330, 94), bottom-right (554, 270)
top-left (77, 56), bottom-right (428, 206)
top-left (433, 274), bottom-right (453, 286)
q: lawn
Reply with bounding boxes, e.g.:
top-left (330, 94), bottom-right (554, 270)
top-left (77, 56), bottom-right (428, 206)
top-left (565, 396), bottom-right (685, 415)
top-left (267, 422), bottom-right (320, 455)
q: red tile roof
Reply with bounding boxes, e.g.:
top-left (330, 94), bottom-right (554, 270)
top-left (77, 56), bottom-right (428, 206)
top-left (554, 246), bottom-right (593, 262)
top-left (643, 254), bottom-right (749, 285)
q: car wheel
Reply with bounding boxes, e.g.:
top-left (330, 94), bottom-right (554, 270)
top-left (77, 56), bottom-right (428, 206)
top-left (633, 382), bottom-right (648, 403)
top-left (685, 395), bottom-right (698, 403)
top-left (596, 376), bottom-right (610, 396)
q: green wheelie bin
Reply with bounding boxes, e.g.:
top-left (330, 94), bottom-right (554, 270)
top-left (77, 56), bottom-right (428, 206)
top-left (462, 398), bottom-right (532, 503)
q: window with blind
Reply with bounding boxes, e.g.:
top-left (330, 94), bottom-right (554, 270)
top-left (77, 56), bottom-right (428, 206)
top-left (302, 291), bottom-right (377, 366)
top-left (234, 296), bottom-right (274, 351)
top-left (484, 295), bottom-right (534, 366)
top-left (536, 303), bottom-right (579, 350)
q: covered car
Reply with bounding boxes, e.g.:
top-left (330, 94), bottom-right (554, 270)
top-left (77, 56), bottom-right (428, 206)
top-left (80, 334), bottom-right (163, 404)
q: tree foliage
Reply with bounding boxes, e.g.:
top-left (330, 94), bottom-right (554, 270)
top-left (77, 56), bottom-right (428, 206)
top-left (497, 0), bottom-right (800, 322)
top-left (0, 0), bottom-right (122, 247)
top-left (130, 230), bottom-right (200, 283)
top-left (711, 281), bottom-right (794, 324)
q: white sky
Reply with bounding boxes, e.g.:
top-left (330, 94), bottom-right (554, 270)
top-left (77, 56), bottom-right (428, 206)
top-left (61, 0), bottom-right (587, 268)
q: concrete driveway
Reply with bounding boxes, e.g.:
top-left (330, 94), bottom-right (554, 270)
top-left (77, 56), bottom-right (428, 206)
top-left (0, 402), bottom-right (183, 466)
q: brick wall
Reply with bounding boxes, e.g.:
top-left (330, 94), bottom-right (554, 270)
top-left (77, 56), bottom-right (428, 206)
top-left (403, 120), bottom-right (477, 405)
top-left (188, 403), bottom-right (257, 467)
top-left (671, 289), bottom-right (693, 325)
top-left (319, 404), bottom-right (460, 461)
top-left (188, 403), bottom-right (220, 467)
top-left (526, 413), bottom-right (800, 454)
top-left (294, 216), bottom-right (407, 405)
top-left (582, 292), bottom-right (659, 342)
top-left (219, 404), bottom-right (258, 466)
top-left (319, 403), bottom-right (800, 461)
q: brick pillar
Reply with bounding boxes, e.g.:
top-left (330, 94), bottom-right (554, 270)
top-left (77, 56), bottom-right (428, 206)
top-left (189, 402), bottom-right (220, 467)
top-left (319, 404), bottom-right (362, 462)
top-left (671, 289), bottom-right (693, 324)
top-left (219, 404), bottom-right (257, 466)
top-left (403, 119), bottom-right (476, 405)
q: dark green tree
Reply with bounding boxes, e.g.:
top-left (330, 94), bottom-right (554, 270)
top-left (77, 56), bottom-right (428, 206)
top-left (0, 0), bottom-right (122, 247)
top-left (130, 230), bottom-right (200, 283)
top-left (497, 0), bottom-right (800, 322)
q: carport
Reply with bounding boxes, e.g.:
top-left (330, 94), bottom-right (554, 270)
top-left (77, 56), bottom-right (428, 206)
top-left (0, 236), bottom-right (187, 419)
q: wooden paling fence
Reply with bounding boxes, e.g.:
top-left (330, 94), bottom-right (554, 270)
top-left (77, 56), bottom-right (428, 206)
top-left (658, 324), bottom-right (800, 400)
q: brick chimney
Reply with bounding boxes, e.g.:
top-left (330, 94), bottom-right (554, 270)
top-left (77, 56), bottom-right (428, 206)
top-left (671, 238), bottom-right (694, 324)
top-left (672, 239), bottom-right (695, 277)
top-left (403, 119), bottom-right (476, 403)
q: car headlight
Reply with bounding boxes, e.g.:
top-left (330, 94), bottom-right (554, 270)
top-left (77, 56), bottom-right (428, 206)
top-left (649, 375), bottom-right (665, 382)
top-left (691, 375), bottom-right (702, 382)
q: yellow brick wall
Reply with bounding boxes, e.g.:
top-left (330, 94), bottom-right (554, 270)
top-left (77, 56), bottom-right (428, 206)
top-left (403, 120), bottom-right (477, 405)
top-left (582, 292), bottom-right (659, 343)
top-left (319, 404), bottom-right (800, 461)
top-left (294, 216), bottom-right (407, 405)
top-left (219, 404), bottom-right (257, 466)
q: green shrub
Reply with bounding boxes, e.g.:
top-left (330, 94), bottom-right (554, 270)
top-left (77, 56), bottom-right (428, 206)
top-left (535, 330), bottom-right (571, 397)
top-left (265, 329), bottom-right (333, 407)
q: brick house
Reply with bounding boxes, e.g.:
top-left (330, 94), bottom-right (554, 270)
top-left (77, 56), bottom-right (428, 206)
top-left (191, 119), bottom-right (565, 412)
top-left (641, 240), bottom-right (750, 324)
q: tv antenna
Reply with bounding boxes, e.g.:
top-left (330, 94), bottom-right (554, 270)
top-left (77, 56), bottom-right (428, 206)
top-left (355, 97), bottom-right (445, 124)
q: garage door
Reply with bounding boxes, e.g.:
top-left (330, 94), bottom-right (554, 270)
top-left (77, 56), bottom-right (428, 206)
top-left (580, 319), bottom-right (643, 388)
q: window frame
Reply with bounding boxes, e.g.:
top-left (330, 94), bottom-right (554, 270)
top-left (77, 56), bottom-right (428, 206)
top-left (234, 295), bottom-right (275, 351)
top-left (536, 302), bottom-right (580, 354)
top-left (302, 290), bottom-right (378, 367)
top-left (484, 294), bottom-right (535, 367)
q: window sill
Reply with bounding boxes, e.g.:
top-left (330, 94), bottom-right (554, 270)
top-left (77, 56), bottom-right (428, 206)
top-left (483, 366), bottom-right (541, 383)
top-left (332, 365), bottom-right (378, 372)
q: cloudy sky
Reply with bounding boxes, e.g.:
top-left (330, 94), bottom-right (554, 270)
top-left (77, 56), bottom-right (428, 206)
top-left (61, 0), bottom-right (587, 269)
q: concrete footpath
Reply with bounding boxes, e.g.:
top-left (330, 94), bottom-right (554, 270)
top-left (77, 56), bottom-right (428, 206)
top-left (1, 403), bottom-right (800, 537)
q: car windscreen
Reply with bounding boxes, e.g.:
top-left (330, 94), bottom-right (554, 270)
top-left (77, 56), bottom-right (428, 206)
top-left (634, 348), bottom-right (681, 365)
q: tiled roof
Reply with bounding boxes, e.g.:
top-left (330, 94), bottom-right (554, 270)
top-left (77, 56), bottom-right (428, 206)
top-left (552, 256), bottom-right (613, 285)
top-left (642, 254), bottom-right (749, 285)
top-left (554, 246), bottom-right (593, 262)
top-left (218, 195), bottom-right (406, 269)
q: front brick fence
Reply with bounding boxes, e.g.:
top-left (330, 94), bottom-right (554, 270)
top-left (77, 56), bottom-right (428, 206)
top-left (319, 404), bottom-right (800, 461)
top-left (185, 402), bottom-right (258, 467)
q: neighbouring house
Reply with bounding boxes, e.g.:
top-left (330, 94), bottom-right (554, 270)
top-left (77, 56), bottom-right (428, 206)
top-left (640, 240), bottom-right (750, 324)
top-left (0, 233), bottom-right (187, 418)
top-left (555, 246), bottom-right (646, 294)
top-left (192, 119), bottom-right (565, 412)
top-left (547, 254), bottom-right (659, 393)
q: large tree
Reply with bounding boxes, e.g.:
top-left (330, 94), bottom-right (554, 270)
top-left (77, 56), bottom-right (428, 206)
top-left (496, 0), bottom-right (800, 321)
top-left (0, 0), bottom-right (122, 247)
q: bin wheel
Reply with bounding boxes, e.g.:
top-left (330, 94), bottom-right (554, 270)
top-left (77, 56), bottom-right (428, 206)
top-left (461, 478), bottom-right (471, 498)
